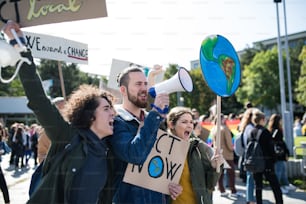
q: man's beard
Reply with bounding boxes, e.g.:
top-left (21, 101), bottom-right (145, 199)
top-left (127, 90), bottom-right (147, 108)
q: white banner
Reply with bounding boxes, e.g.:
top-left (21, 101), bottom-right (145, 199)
top-left (23, 31), bottom-right (88, 64)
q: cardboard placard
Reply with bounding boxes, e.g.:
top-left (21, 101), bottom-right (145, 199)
top-left (123, 129), bottom-right (190, 194)
top-left (23, 31), bottom-right (88, 64)
top-left (108, 58), bottom-right (165, 90)
top-left (107, 58), bottom-right (133, 90)
top-left (0, 0), bottom-right (107, 28)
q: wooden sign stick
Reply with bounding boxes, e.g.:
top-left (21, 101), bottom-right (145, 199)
top-left (216, 95), bottom-right (222, 173)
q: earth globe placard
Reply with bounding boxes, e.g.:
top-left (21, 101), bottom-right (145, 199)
top-left (199, 35), bottom-right (241, 97)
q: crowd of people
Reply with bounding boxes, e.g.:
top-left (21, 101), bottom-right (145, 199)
top-left (6, 123), bottom-right (39, 169)
top-left (0, 20), bottom-right (303, 204)
top-left (294, 115), bottom-right (306, 137)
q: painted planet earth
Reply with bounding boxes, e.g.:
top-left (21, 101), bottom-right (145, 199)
top-left (199, 35), bottom-right (241, 97)
top-left (148, 156), bottom-right (164, 178)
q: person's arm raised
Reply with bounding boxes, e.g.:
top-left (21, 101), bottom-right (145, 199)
top-left (3, 21), bottom-right (70, 143)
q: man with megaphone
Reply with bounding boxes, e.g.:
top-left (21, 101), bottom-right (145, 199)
top-left (109, 66), bottom-right (183, 203)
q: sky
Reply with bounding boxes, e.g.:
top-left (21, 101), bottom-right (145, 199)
top-left (23, 0), bottom-right (306, 77)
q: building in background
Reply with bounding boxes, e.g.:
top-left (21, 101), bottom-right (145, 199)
top-left (0, 96), bottom-right (36, 127)
top-left (253, 31), bottom-right (306, 50)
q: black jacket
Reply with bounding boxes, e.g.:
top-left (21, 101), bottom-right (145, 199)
top-left (19, 51), bottom-right (114, 204)
top-left (249, 125), bottom-right (276, 170)
top-left (271, 128), bottom-right (290, 161)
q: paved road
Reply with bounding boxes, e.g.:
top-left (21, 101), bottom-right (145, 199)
top-left (1, 154), bottom-right (34, 203)
top-left (212, 175), bottom-right (306, 204)
top-left (1, 154), bottom-right (305, 204)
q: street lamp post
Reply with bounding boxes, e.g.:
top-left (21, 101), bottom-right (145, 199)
top-left (282, 0), bottom-right (294, 154)
top-left (274, 0), bottom-right (294, 155)
top-left (179, 96), bottom-right (184, 106)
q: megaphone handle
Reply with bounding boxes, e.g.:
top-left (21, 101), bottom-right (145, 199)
top-left (11, 29), bottom-right (22, 46)
top-left (150, 104), bottom-right (169, 114)
top-left (10, 28), bottom-right (27, 51)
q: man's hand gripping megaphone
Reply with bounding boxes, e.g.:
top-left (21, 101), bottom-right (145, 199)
top-left (150, 93), bottom-right (170, 115)
top-left (147, 65), bottom-right (170, 115)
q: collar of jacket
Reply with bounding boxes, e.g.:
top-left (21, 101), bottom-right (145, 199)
top-left (114, 104), bottom-right (148, 123)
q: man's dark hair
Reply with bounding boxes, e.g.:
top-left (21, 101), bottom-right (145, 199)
top-left (117, 66), bottom-right (143, 87)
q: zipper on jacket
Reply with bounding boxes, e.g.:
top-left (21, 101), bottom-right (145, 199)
top-left (196, 147), bottom-right (201, 159)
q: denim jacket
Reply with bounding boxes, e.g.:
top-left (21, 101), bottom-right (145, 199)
top-left (109, 105), bottom-right (168, 204)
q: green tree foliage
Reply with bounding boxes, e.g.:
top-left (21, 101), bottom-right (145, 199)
top-left (239, 46), bottom-right (260, 66)
top-left (222, 94), bottom-right (244, 115)
top-left (0, 76), bottom-right (24, 96)
top-left (290, 40), bottom-right (305, 85)
top-left (296, 46), bottom-right (306, 107)
top-left (236, 43), bottom-right (303, 111)
top-left (235, 47), bottom-right (260, 108)
top-left (188, 68), bottom-right (215, 115)
top-left (236, 47), bottom-right (282, 110)
top-left (0, 65), bottom-right (25, 96)
top-left (37, 60), bottom-right (100, 98)
top-left (0, 60), bottom-right (100, 97)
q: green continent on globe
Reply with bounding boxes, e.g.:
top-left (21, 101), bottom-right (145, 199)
top-left (201, 36), bottom-right (218, 62)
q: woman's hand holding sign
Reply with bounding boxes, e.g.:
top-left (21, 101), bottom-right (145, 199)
top-left (168, 183), bottom-right (183, 200)
top-left (210, 149), bottom-right (224, 169)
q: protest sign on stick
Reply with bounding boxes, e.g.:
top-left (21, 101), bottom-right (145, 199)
top-left (123, 129), bottom-right (189, 194)
top-left (199, 34), bottom-right (241, 172)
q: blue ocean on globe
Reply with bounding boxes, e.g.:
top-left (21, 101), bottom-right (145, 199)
top-left (199, 35), bottom-right (241, 97)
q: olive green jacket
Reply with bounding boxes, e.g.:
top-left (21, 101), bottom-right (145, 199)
top-left (187, 136), bottom-right (221, 204)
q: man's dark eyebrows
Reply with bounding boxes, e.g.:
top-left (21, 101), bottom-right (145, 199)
top-left (135, 80), bottom-right (147, 84)
top-left (103, 104), bottom-right (111, 108)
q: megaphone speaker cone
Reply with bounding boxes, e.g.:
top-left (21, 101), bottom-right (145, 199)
top-left (178, 67), bottom-right (193, 92)
top-left (148, 67), bottom-right (193, 98)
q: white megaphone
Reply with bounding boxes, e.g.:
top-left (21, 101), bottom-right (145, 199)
top-left (0, 39), bottom-right (23, 67)
top-left (0, 29), bottom-right (31, 83)
top-left (0, 40), bottom-right (31, 83)
top-left (148, 67), bottom-right (193, 98)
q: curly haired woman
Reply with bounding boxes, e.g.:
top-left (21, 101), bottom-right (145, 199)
top-left (4, 21), bottom-right (115, 204)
